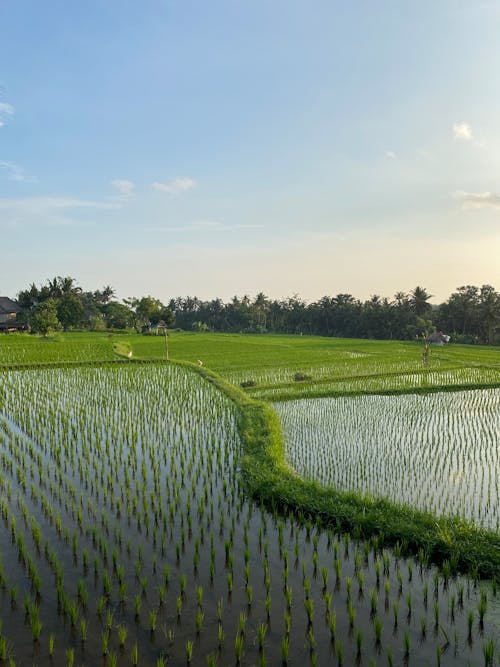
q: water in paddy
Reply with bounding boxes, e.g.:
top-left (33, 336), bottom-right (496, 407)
top-left (275, 390), bottom-right (500, 531)
top-left (0, 366), bottom-right (497, 665)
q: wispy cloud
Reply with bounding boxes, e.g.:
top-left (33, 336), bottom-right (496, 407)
top-left (0, 196), bottom-right (121, 228)
top-left (149, 219), bottom-right (263, 232)
top-left (0, 102), bottom-right (14, 128)
top-left (453, 122), bottom-right (473, 141)
top-left (452, 122), bottom-right (484, 147)
top-left (454, 190), bottom-right (500, 210)
top-left (151, 177), bottom-right (196, 195)
top-left (111, 179), bottom-right (135, 196)
top-left (384, 150), bottom-right (397, 160)
top-left (0, 160), bottom-right (35, 182)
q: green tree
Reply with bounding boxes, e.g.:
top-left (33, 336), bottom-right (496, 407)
top-left (125, 296), bottom-right (174, 328)
top-left (57, 293), bottom-right (84, 330)
top-left (104, 302), bottom-right (134, 329)
top-left (447, 285), bottom-right (479, 336)
top-left (31, 299), bottom-right (61, 336)
top-left (478, 285), bottom-right (500, 343)
top-left (410, 286), bottom-right (432, 317)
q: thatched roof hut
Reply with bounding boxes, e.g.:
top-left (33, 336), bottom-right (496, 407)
top-left (426, 331), bottom-right (450, 345)
top-left (0, 297), bottom-right (24, 331)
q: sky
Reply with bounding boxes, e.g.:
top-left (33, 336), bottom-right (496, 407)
top-left (2, 0), bottom-right (500, 304)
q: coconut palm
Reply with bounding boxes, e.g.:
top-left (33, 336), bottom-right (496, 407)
top-left (410, 287), bottom-right (433, 317)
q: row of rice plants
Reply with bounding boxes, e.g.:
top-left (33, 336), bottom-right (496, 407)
top-left (255, 366), bottom-right (500, 401)
top-left (0, 364), bottom-right (497, 665)
top-left (224, 353), bottom-right (441, 389)
top-left (275, 389), bottom-right (500, 530)
top-left (0, 334), bottom-right (115, 367)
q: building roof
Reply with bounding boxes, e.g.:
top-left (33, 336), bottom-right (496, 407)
top-left (426, 331), bottom-right (446, 343)
top-left (0, 297), bottom-right (22, 314)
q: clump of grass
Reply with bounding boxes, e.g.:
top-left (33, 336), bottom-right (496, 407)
top-left (293, 372), bottom-right (312, 382)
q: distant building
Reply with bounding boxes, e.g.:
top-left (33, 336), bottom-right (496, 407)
top-left (426, 331), bottom-right (450, 345)
top-left (0, 297), bottom-right (26, 332)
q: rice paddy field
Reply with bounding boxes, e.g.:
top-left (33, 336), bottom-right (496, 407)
top-left (0, 332), bottom-right (499, 665)
top-left (275, 390), bottom-right (500, 530)
top-left (3, 332), bottom-right (500, 401)
top-left (0, 333), bottom-right (116, 367)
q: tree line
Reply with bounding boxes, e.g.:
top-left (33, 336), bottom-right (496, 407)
top-left (14, 277), bottom-right (500, 344)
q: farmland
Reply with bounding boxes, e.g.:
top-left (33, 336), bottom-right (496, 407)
top-left (276, 390), bottom-right (500, 530)
top-left (3, 331), bottom-right (500, 400)
top-left (0, 332), bottom-right (499, 665)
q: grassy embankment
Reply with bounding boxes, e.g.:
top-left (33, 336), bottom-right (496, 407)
top-left (1, 331), bottom-right (499, 577)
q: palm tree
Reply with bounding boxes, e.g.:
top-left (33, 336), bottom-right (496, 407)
top-left (410, 286), bottom-right (432, 317)
top-left (478, 285), bottom-right (500, 343)
top-left (253, 293), bottom-right (269, 330)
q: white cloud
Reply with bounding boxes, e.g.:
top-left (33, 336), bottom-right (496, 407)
top-left (453, 122), bottom-right (473, 141)
top-left (454, 190), bottom-right (500, 210)
top-left (0, 102), bottom-right (14, 127)
top-left (384, 151), bottom-right (397, 159)
top-left (149, 219), bottom-right (263, 233)
top-left (0, 161), bottom-right (34, 182)
top-left (111, 179), bottom-right (135, 196)
top-left (151, 177), bottom-right (196, 195)
top-left (0, 196), bottom-right (121, 228)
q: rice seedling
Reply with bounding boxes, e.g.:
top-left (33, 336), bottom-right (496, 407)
top-left (335, 638), bottom-right (343, 666)
top-left (101, 629), bottom-right (109, 656)
top-left (0, 637), bottom-right (6, 661)
top-left (403, 631), bottom-right (410, 658)
top-left (117, 624), bottom-right (127, 649)
top-left (355, 629), bottom-right (362, 656)
top-left (80, 618), bottom-right (87, 643)
top-left (134, 594), bottom-right (141, 619)
top-left (347, 600), bottom-right (355, 628)
top-left (281, 635), bottom-right (289, 664)
top-left (131, 641), bottom-right (138, 666)
top-left (195, 609), bottom-right (204, 634)
top-left (217, 623), bottom-right (225, 648)
top-left (482, 639), bottom-right (495, 667)
top-left (374, 615), bottom-right (382, 646)
top-left (234, 632), bottom-right (244, 664)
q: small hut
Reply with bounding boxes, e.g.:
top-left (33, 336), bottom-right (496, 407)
top-left (426, 331), bottom-right (450, 345)
top-left (0, 297), bottom-right (25, 332)
top-left (151, 320), bottom-right (167, 335)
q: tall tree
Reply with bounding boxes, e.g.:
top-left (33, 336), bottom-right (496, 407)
top-left (57, 293), bottom-right (84, 330)
top-left (410, 286), bottom-right (432, 317)
top-left (31, 299), bottom-right (61, 336)
top-left (478, 285), bottom-right (500, 343)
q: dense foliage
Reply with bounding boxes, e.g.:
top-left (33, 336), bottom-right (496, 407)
top-left (16, 277), bottom-right (174, 334)
top-left (169, 286), bottom-right (500, 343)
top-left (13, 277), bottom-right (500, 343)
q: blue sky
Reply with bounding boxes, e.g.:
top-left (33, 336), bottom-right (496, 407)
top-left (2, 1), bottom-right (500, 303)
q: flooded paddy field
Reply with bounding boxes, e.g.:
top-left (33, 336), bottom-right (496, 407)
top-left (0, 365), bottom-right (497, 665)
top-left (276, 390), bottom-right (500, 531)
